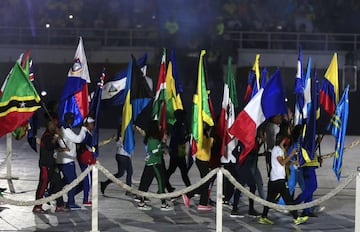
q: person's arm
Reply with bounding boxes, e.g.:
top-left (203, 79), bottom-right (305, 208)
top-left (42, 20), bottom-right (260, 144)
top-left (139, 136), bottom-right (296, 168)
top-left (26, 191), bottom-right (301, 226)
top-left (277, 147), bottom-right (296, 166)
top-left (63, 127), bottom-right (87, 143)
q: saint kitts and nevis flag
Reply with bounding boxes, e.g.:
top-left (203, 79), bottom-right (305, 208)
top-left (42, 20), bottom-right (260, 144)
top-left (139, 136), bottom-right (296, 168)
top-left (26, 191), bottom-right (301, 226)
top-left (0, 52), bottom-right (41, 138)
top-left (58, 37), bottom-right (90, 126)
top-left (229, 69), bottom-right (287, 164)
top-left (152, 49), bottom-right (167, 137)
top-left (217, 56), bottom-right (238, 158)
top-left (191, 50), bottom-right (214, 154)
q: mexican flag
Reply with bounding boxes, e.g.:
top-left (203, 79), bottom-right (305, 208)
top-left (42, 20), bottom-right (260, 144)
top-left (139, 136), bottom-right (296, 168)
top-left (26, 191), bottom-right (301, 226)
top-left (217, 56), bottom-right (238, 157)
top-left (0, 55), bottom-right (41, 138)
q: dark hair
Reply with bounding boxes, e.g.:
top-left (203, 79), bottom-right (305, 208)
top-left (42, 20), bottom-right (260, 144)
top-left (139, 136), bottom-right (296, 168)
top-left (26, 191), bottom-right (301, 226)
top-left (275, 132), bottom-right (286, 146)
top-left (291, 124), bottom-right (303, 142)
top-left (143, 120), bottom-right (161, 144)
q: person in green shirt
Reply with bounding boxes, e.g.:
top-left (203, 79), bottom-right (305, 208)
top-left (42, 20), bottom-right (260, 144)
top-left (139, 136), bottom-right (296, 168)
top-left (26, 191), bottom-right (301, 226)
top-left (136, 120), bottom-right (173, 211)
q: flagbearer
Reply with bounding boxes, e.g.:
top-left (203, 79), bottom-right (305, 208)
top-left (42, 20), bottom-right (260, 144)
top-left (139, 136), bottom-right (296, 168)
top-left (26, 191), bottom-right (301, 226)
top-left (57, 112), bottom-right (87, 210)
top-left (77, 116), bottom-right (97, 206)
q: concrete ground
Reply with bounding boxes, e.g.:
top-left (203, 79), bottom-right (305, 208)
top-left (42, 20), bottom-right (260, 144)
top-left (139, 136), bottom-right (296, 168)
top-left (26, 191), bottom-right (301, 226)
top-left (0, 129), bottom-right (359, 232)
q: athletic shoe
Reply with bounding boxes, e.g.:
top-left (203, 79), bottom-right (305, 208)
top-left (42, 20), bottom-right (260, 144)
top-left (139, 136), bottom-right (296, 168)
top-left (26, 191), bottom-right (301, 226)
top-left (258, 216), bottom-right (274, 225)
top-left (55, 206), bottom-right (70, 213)
top-left (137, 203), bottom-right (152, 211)
top-left (32, 206), bottom-right (45, 213)
top-left (197, 204), bottom-right (212, 211)
top-left (67, 203), bottom-right (82, 210)
top-left (100, 182), bottom-right (106, 195)
top-left (160, 203), bottom-right (174, 211)
top-left (134, 196), bottom-right (151, 203)
top-left (248, 209), bottom-right (260, 217)
top-left (182, 194), bottom-right (190, 208)
top-left (222, 200), bottom-right (232, 209)
top-left (293, 216), bottom-right (308, 225)
top-left (230, 209), bottom-right (245, 218)
top-left (83, 201), bottom-right (92, 206)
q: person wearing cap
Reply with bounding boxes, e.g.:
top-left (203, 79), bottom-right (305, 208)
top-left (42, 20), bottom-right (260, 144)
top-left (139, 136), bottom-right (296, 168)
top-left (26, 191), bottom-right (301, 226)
top-left (77, 116), bottom-right (97, 206)
top-left (56, 112), bottom-right (87, 210)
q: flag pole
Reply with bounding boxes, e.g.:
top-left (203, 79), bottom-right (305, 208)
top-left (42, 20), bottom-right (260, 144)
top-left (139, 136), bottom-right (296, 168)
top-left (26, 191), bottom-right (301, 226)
top-left (0, 134), bottom-right (18, 193)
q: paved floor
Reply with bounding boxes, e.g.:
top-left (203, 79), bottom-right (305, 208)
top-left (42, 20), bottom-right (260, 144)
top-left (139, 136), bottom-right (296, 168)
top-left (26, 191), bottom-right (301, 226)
top-left (0, 129), bottom-right (359, 231)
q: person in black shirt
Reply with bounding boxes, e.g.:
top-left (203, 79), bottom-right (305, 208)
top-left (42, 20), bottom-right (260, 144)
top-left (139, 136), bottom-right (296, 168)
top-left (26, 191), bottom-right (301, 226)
top-left (33, 119), bottom-right (69, 213)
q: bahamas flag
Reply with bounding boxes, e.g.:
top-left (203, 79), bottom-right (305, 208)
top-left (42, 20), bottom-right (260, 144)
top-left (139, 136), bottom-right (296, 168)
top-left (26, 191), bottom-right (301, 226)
top-left (152, 49), bottom-right (167, 137)
top-left (0, 54), bottom-right (41, 138)
top-left (320, 53), bottom-right (339, 116)
top-left (121, 55), bottom-right (153, 154)
top-left (191, 50), bottom-right (214, 154)
top-left (58, 37), bottom-right (90, 126)
top-left (165, 49), bottom-right (183, 125)
top-left (327, 85), bottom-right (349, 181)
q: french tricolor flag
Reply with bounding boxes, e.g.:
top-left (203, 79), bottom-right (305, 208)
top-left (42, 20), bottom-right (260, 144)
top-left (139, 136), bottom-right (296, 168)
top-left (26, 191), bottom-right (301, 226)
top-left (229, 69), bottom-right (287, 164)
top-left (58, 37), bottom-right (90, 126)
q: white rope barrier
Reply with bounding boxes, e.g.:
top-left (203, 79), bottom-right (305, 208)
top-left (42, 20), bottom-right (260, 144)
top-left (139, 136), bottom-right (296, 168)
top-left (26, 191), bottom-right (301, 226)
top-left (0, 164), bottom-right (93, 206)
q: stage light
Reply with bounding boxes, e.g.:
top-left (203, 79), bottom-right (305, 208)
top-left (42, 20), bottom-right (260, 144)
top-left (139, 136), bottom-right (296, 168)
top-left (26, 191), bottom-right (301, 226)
top-left (41, 91), bottom-right (47, 96)
top-left (45, 23), bottom-right (50, 28)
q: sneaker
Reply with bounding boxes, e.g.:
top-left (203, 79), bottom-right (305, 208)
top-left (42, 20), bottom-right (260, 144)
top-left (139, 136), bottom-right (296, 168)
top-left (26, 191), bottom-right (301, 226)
top-left (208, 198), bottom-right (216, 206)
top-left (248, 209), bottom-right (260, 217)
top-left (32, 206), bottom-right (45, 213)
top-left (182, 194), bottom-right (190, 208)
top-left (258, 216), bottom-right (274, 225)
top-left (137, 203), bottom-right (152, 211)
top-left (83, 201), bottom-right (92, 206)
top-left (100, 182), bottom-right (106, 195)
top-left (67, 203), bottom-right (82, 210)
top-left (55, 206), bottom-right (70, 213)
top-left (197, 204), bottom-right (212, 211)
top-left (230, 209), bottom-right (245, 218)
top-left (160, 203), bottom-right (174, 211)
top-left (134, 196), bottom-right (151, 203)
top-left (222, 200), bottom-right (232, 209)
top-left (294, 216), bottom-right (308, 225)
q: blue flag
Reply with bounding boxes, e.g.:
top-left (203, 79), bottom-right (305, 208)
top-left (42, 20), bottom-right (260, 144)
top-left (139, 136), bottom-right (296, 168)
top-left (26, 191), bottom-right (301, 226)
top-left (327, 85), bottom-right (349, 181)
top-left (260, 68), bottom-right (288, 119)
top-left (101, 53), bottom-right (148, 107)
top-left (89, 69), bottom-right (105, 155)
top-left (299, 70), bottom-right (319, 165)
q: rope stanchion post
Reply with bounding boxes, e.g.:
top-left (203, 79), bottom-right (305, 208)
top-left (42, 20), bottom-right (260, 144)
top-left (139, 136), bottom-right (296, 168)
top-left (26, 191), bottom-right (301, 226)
top-left (216, 168), bottom-right (223, 232)
top-left (92, 165), bottom-right (99, 232)
top-left (355, 167), bottom-right (360, 232)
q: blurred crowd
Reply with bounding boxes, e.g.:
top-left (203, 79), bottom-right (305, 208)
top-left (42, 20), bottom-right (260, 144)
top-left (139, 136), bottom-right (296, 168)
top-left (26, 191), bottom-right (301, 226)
top-left (0, 0), bottom-right (359, 34)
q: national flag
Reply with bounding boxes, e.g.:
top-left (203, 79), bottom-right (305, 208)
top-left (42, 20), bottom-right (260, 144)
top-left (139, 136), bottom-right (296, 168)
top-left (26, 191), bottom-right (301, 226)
top-left (121, 55), bottom-right (153, 154)
top-left (0, 54), bottom-right (41, 138)
top-left (327, 85), bottom-right (349, 181)
top-left (191, 50), bottom-right (214, 154)
top-left (299, 70), bottom-right (319, 165)
top-left (27, 59), bottom-right (38, 151)
top-left (294, 46), bottom-right (304, 125)
top-left (218, 56), bottom-right (238, 157)
top-left (244, 54), bottom-right (260, 103)
top-left (89, 69), bottom-right (105, 155)
top-left (229, 68), bottom-right (287, 163)
top-left (58, 37), bottom-right (90, 126)
top-left (101, 53), bottom-right (148, 106)
top-left (260, 67), bottom-right (267, 89)
top-left (320, 53), bottom-right (339, 115)
top-left (152, 49), bottom-right (167, 137)
top-left (165, 49), bottom-right (183, 125)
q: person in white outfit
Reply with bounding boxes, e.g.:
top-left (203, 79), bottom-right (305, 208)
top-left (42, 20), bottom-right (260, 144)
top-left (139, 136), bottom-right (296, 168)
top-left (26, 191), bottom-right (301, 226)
top-left (57, 112), bottom-right (87, 210)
